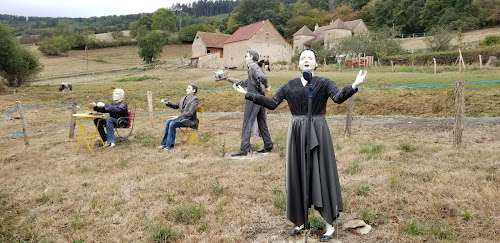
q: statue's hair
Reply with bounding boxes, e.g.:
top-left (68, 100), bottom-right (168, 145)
top-left (247, 50), bottom-right (259, 62)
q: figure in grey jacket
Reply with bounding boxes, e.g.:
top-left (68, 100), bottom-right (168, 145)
top-left (228, 50), bottom-right (273, 156)
top-left (158, 83), bottom-right (199, 150)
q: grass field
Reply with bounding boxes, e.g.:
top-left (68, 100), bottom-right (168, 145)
top-left (0, 44), bottom-right (499, 242)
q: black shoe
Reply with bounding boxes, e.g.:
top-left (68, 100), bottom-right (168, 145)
top-left (256, 147), bottom-right (272, 153)
top-left (290, 228), bottom-right (302, 236)
top-left (319, 234), bottom-right (334, 242)
top-left (231, 150), bottom-right (248, 157)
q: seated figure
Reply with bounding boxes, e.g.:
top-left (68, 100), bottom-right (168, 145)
top-left (90, 88), bottom-right (128, 147)
top-left (158, 83), bottom-right (199, 150)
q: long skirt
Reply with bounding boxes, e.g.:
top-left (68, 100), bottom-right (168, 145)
top-left (286, 115), bottom-right (343, 226)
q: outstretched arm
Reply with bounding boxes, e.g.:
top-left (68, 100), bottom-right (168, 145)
top-left (233, 83), bottom-right (285, 110)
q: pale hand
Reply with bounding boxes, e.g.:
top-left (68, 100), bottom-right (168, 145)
top-left (96, 102), bottom-right (105, 108)
top-left (266, 85), bottom-right (271, 92)
top-left (88, 102), bottom-right (96, 110)
top-left (169, 115), bottom-right (179, 120)
top-left (160, 98), bottom-right (168, 103)
top-left (352, 70), bottom-right (367, 89)
top-left (233, 83), bottom-right (247, 94)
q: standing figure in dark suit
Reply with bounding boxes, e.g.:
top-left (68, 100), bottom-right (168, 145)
top-left (158, 83), bottom-right (199, 150)
top-left (228, 50), bottom-right (273, 156)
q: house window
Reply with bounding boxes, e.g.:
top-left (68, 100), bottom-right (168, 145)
top-left (265, 32), bottom-right (269, 39)
top-left (207, 50), bottom-right (211, 53)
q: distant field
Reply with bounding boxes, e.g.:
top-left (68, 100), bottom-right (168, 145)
top-left (400, 27), bottom-right (500, 50)
top-left (1, 42), bottom-right (499, 242)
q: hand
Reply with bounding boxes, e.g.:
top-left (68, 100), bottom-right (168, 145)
top-left (88, 102), bottom-right (96, 110)
top-left (233, 83), bottom-right (247, 94)
top-left (352, 70), bottom-right (367, 89)
top-left (169, 115), bottom-right (179, 120)
top-left (266, 85), bottom-right (271, 92)
top-left (160, 98), bottom-right (168, 103)
top-left (97, 102), bottom-right (105, 108)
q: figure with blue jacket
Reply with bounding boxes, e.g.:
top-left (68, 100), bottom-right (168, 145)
top-left (90, 88), bottom-right (128, 148)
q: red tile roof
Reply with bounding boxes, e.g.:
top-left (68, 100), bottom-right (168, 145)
top-left (224, 20), bottom-right (267, 44)
top-left (198, 32), bottom-right (231, 48)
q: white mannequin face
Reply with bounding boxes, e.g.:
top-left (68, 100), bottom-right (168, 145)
top-left (298, 50), bottom-right (317, 72)
top-left (186, 85), bottom-right (195, 95)
top-left (245, 52), bottom-right (253, 65)
top-left (113, 89), bottom-right (124, 101)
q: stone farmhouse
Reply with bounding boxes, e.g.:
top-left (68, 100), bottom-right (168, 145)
top-left (191, 20), bottom-right (293, 69)
top-left (293, 18), bottom-right (367, 52)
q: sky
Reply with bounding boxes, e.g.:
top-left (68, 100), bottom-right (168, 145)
top-left (0, 0), bottom-right (198, 18)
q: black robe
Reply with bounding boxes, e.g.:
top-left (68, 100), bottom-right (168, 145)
top-left (245, 76), bottom-right (357, 226)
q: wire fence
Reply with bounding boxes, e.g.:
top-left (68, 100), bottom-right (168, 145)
top-left (1, 79), bottom-right (500, 143)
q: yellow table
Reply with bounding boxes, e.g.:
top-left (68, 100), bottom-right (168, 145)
top-left (73, 113), bottom-right (105, 151)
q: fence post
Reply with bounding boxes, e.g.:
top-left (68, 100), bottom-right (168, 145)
top-left (69, 102), bottom-right (77, 138)
top-left (147, 91), bottom-right (154, 128)
top-left (391, 60), bottom-right (394, 72)
top-left (358, 53), bottom-right (361, 69)
top-left (344, 97), bottom-right (354, 138)
top-left (16, 101), bottom-right (29, 146)
top-left (433, 58), bottom-right (437, 74)
top-left (453, 81), bottom-right (465, 147)
top-left (479, 55), bottom-right (482, 69)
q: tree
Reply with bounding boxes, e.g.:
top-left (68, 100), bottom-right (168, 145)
top-left (227, 0), bottom-right (281, 33)
top-left (423, 26), bottom-right (454, 52)
top-left (111, 29), bottom-right (124, 40)
top-left (178, 24), bottom-right (216, 42)
top-left (130, 16), bottom-right (153, 38)
top-left (138, 31), bottom-right (164, 63)
top-left (0, 23), bottom-right (42, 87)
top-left (331, 4), bottom-right (359, 21)
top-left (152, 8), bottom-right (177, 32)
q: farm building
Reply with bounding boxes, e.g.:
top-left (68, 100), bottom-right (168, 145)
top-left (191, 20), bottom-right (293, 69)
top-left (293, 18), bottom-right (368, 52)
top-left (190, 32), bottom-right (231, 69)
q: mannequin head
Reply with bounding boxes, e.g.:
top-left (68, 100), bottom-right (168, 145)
top-left (245, 50), bottom-right (259, 65)
top-left (186, 83), bottom-right (198, 95)
top-left (298, 49), bottom-right (318, 71)
top-left (113, 88), bottom-right (125, 102)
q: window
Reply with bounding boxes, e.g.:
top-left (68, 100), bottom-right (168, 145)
top-left (265, 32), bottom-right (270, 39)
top-left (207, 50), bottom-right (210, 53)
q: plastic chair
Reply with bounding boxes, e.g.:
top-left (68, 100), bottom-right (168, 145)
top-left (115, 103), bottom-right (136, 140)
top-left (177, 107), bottom-right (203, 146)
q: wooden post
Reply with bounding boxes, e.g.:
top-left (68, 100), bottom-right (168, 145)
top-left (453, 81), bottom-right (465, 147)
top-left (458, 48), bottom-right (466, 72)
top-left (344, 97), bottom-right (354, 138)
top-left (433, 58), bottom-right (437, 74)
top-left (391, 60), bottom-right (394, 72)
top-left (479, 55), bottom-right (482, 69)
top-left (147, 91), bottom-right (154, 128)
top-left (69, 102), bottom-right (77, 138)
top-left (411, 60), bottom-right (415, 71)
top-left (358, 53), bottom-right (361, 69)
top-left (16, 101), bottom-right (29, 146)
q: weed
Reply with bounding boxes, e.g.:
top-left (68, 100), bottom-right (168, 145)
top-left (253, 165), bottom-right (263, 172)
top-left (199, 221), bottom-right (208, 231)
top-left (219, 216), bottom-right (224, 225)
top-left (134, 131), bottom-right (157, 148)
top-left (360, 143), bottom-right (383, 158)
top-left (114, 75), bottom-right (160, 82)
top-left (38, 193), bottom-right (49, 203)
top-left (151, 221), bottom-right (178, 243)
top-left (71, 214), bottom-right (86, 230)
top-left (220, 139), bottom-right (226, 157)
top-left (0, 188), bottom-right (7, 199)
top-left (165, 193), bottom-right (172, 203)
top-left (174, 202), bottom-right (204, 224)
top-left (272, 187), bottom-right (286, 214)
top-left (403, 219), bottom-right (427, 235)
top-left (345, 161), bottom-right (363, 174)
top-left (91, 197), bottom-right (98, 209)
top-left (430, 221), bottom-right (455, 240)
top-left (362, 208), bottom-right (377, 225)
top-left (72, 239), bottom-right (85, 243)
top-left (308, 214), bottom-right (326, 230)
top-left (118, 159), bottom-right (129, 169)
top-left (356, 185), bottom-right (371, 196)
top-left (211, 179), bottom-right (224, 195)
top-left (485, 173), bottom-right (494, 181)
top-left (397, 142), bottom-right (417, 152)
top-left (462, 209), bottom-right (472, 221)
top-left (217, 199), bottom-right (224, 213)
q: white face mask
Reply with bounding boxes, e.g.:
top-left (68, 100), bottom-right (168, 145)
top-left (186, 85), bottom-right (195, 95)
top-left (298, 50), bottom-right (317, 72)
top-left (113, 89), bottom-right (124, 101)
top-left (245, 52), bottom-right (253, 65)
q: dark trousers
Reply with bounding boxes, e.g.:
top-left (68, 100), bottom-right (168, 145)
top-left (240, 106), bottom-right (273, 152)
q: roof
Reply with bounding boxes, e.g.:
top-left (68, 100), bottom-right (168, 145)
top-left (329, 18), bottom-right (349, 29)
top-left (293, 25), bottom-right (315, 36)
top-left (197, 32), bottom-right (231, 48)
top-left (344, 19), bottom-right (363, 31)
top-left (224, 20), bottom-right (267, 44)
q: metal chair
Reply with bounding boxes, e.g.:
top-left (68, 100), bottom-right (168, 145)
top-left (115, 102), bottom-right (136, 140)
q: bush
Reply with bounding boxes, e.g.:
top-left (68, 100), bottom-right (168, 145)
top-left (38, 35), bottom-right (74, 55)
top-left (423, 26), bottom-right (454, 52)
top-left (480, 35), bottom-right (500, 46)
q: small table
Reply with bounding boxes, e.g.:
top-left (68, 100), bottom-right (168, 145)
top-left (73, 113), bottom-right (105, 151)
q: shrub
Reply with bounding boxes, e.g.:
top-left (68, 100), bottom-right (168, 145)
top-left (356, 185), bottom-right (371, 196)
top-left (423, 26), bottom-right (454, 52)
top-left (150, 222), bottom-right (178, 242)
top-left (272, 187), bottom-right (286, 214)
top-left (211, 179), bottom-right (224, 195)
top-left (396, 142), bottom-right (417, 152)
top-left (403, 219), bottom-right (427, 235)
top-left (138, 31), bottom-right (164, 63)
top-left (174, 202), bottom-right (204, 224)
top-left (38, 35), bottom-right (74, 55)
top-left (111, 29), bottom-right (124, 40)
top-left (0, 23), bottom-right (42, 87)
top-left (480, 35), bottom-right (500, 46)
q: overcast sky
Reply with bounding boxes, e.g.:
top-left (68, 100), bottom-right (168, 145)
top-left (0, 0), bottom-right (198, 18)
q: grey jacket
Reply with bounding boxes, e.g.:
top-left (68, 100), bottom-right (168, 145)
top-left (166, 94), bottom-right (199, 129)
top-left (229, 62), bottom-right (268, 95)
